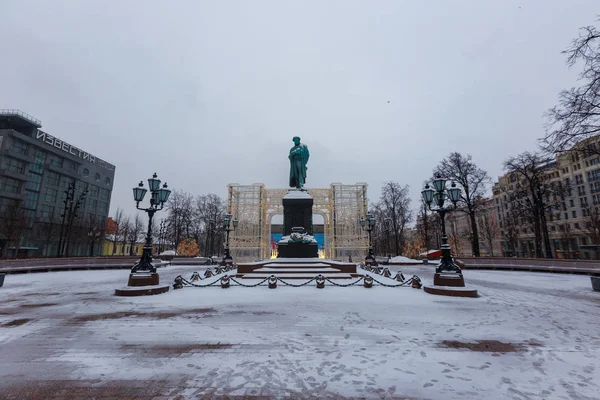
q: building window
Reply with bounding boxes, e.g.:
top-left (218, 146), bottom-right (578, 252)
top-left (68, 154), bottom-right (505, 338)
top-left (39, 204), bottom-right (55, 220)
top-left (46, 171), bottom-right (60, 186)
top-left (1, 178), bottom-right (21, 193)
top-left (99, 188), bottom-right (110, 201)
top-left (87, 198), bottom-right (98, 211)
top-left (575, 222), bottom-right (580, 229)
top-left (569, 199), bottom-right (574, 207)
top-left (25, 170), bottom-right (42, 191)
top-left (105, 177), bottom-right (111, 186)
top-left (89, 185), bottom-right (99, 198)
top-left (43, 187), bottom-right (58, 203)
top-left (49, 155), bottom-right (62, 168)
top-left (83, 168), bottom-right (90, 177)
top-left (11, 139), bottom-right (27, 155)
top-left (60, 176), bottom-right (74, 190)
top-left (95, 173), bottom-right (101, 181)
top-left (98, 201), bottom-right (108, 213)
top-left (5, 157), bottom-right (25, 174)
top-left (23, 190), bottom-right (39, 210)
top-left (588, 169), bottom-right (600, 182)
top-left (564, 212), bottom-right (568, 220)
top-left (572, 210), bottom-right (577, 218)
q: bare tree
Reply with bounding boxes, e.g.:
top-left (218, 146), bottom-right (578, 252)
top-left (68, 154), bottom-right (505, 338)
top-left (501, 210), bottom-right (521, 257)
top-left (110, 208), bottom-right (125, 255)
top-left (36, 208), bottom-right (61, 257)
top-left (543, 17), bottom-right (600, 157)
top-left (373, 182), bottom-right (413, 255)
top-left (557, 223), bottom-right (574, 257)
top-left (583, 206), bottom-right (600, 258)
top-left (165, 190), bottom-right (194, 250)
top-left (196, 194), bottom-right (226, 257)
top-left (0, 199), bottom-right (27, 259)
top-left (85, 214), bottom-right (105, 257)
top-left (127, 214), bottom-right (144, 256)
top-left (120, 216), bottom-right (131, 255)
top-left (478, 209), bottom-right (499, 257)
top-left (434, 152), bottom-right (491, 257)
top-left (504, 152), bottom-right (558, 258)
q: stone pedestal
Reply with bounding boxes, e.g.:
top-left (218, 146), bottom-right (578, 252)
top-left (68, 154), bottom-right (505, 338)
top-left (278, 190), bottom-right (318, 258)
top-left (115, 273), bottom-right (169, 296)
top-left (282, 190), bottom-right (314, 235)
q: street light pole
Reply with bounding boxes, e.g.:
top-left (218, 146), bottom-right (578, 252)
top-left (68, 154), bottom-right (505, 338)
top-left (360, 213), bottom-right (377, 266)
top-left (131, 173), bottom-right (171, 274)
top-left (385, 217), bottom-right (392, 262)
top-left (221, 213), bottom-right (238, 266)
top-left (421, 175), bottom-right (462, 274)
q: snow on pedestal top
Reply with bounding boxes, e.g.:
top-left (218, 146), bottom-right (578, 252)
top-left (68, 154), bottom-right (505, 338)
top-left (283, 189), bottom-right (313, 199)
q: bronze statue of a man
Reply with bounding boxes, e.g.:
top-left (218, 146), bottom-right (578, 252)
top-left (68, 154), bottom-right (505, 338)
top-left (289, 136), bottom-right (310, 189)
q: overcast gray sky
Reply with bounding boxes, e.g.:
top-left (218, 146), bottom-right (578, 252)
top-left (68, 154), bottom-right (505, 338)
top-left (1, 0), bottom-right (597, 219)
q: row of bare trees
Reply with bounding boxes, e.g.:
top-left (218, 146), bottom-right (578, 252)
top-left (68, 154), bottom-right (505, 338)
top-left (370, 182), bottom-right (413, 257)
top-left (106, 191), bottom-right (227, 258)
top-left (104, 208), bottom-right (145, 256)
top-left (0, 198), bottom-right (107, 259)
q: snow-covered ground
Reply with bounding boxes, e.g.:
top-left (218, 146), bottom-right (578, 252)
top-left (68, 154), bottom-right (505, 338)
top-left (0, 265), bottom-right (599, 399)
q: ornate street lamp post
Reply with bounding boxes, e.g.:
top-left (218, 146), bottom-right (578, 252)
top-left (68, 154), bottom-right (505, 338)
top-left (131, 173), bottom-right (171, 274)
top-left (384, 217), bottom-right (392, 263)
top-left (360, 213), bottom-right (377, 266)
top-left (421, 175), bottom-right (462, 274)
top-left (221, 213), bottom-right (239, 266)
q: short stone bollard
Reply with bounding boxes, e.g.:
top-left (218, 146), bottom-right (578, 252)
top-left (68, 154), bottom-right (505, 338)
top-left (591, 276), bottom-right (600, 292)
top-left (191, 271), bottom-right (200, 281)
top-left (411, 276), bottom-right (422, 289)
top-left (268, 275), bottom-right (277, 289)
top-left (173, 276), bottom-right (183, 289)
top-left (204, 269), bottom-right (214, 278)
top-left (220, 275), bottom-right (230, 289)
top-left (382, 268), bottom-right (392, 278)
top-left (363, 276), bottom-right (373, 288)
top-left (316, 275), bottom-right (325, 289)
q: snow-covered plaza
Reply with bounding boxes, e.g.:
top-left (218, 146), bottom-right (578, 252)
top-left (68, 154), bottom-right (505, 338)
top-left (0, 265), bottom-right (598, 399)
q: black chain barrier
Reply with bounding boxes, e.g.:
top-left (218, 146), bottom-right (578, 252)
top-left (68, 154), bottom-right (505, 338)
top-left (173, 270), bottom-right (422, 289)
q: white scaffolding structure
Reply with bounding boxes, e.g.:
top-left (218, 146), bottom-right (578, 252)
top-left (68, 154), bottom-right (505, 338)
top-left (228, 183), bottom-right (369, 261)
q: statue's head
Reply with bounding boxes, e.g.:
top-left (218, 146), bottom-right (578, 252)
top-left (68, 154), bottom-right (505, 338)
top-left (292, 136), bottom-right (301, 145)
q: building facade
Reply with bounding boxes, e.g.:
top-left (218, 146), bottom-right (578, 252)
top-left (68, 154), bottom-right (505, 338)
top-left (444, 198), bottom-right (502, 257)
top-left (0, 110), bottom-right (115, 258)
top-left (493, 137), bottom-right (600, 259)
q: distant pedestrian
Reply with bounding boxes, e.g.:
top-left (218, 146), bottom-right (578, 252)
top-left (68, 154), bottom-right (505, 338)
top-left (348, 255), bottom-right (353, 262)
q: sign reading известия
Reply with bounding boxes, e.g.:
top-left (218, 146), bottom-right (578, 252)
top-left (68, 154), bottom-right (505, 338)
top-left (35, 130), bottom-right (115, 171)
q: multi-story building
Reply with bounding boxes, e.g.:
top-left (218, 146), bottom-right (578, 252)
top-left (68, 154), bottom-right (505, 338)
top-left (493, 137), bottom-right (600, 259)
top-left (0, 109), bottom-right (115, 258)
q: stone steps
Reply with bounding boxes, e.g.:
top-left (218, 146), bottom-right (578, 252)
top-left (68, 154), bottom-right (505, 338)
top-left (236, 258), bottom-right (361, 280)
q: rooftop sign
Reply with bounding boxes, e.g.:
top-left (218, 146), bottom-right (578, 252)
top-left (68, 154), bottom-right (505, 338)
top-left (35, 130), bottom-right (115, 171)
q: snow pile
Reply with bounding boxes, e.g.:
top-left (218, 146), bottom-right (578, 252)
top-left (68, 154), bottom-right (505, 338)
top-left (159, 250), bottom-right (177, 256)
top-left (389, 255), bottom-right (420, 263)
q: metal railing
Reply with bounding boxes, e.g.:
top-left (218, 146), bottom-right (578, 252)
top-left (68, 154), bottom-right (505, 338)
top-left (0, 109), bottom-right (42, 126)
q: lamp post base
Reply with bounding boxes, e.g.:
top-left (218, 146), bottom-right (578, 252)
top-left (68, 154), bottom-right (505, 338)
top-left (127, 273), bottom-right (160, 286)
top-left (423, 273), bottom-right (478, 298)
top-left (433, 273), bottom-right (465, 287)
top-left (115, 273), bottom-right (169, 297)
